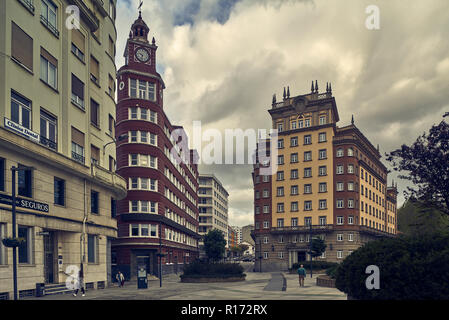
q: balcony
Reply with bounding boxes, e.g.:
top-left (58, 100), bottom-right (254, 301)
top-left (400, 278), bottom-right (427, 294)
top-left (18, 0), bottom-right (35, 14)
top-left (39, 136), bottom-right (57, 151)
top-left (72, 151), bottom-right (85, 164)
top-left (270, 225), bottom-right (334, 234)
top-left (40, 15), bottom-right (59, 37)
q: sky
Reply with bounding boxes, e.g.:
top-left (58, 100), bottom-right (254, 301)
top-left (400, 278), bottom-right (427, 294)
top-left (115, 0), bottom-right (449, 227)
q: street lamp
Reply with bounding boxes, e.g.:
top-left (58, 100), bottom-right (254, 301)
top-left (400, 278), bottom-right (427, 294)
top-left (103, 134), bottom-right (128, 155)
top-left (10, 165), bottom-right (34, 300)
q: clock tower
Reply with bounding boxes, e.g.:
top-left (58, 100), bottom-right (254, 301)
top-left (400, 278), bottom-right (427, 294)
top-left (113, 12), bottom-right (200, 280)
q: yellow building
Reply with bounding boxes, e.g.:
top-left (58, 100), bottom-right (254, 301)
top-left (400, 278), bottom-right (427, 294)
top-left (253, 83), bottom-right (398, 271)
top-left (0, 0), bottom-right (126, 299)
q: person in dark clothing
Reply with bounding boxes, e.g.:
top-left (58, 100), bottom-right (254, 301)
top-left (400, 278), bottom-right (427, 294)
top-left (73, 264), bottom-right (85, 297)
top-left (297, 264), bottom-right (306, 287)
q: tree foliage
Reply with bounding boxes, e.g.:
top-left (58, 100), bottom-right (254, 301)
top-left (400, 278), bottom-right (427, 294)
top-left (309, 237), bottom-right (326, 258)
top-left (386, 120), bottom-right (449, 216)
top-left (335, 233), bottom-right (449, 299)
top-left (203, 229), bottom-right (227, 262)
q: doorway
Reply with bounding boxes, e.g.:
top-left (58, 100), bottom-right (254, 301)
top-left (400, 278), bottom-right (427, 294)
top-left (43, 232), bottom-right (55, 284)
top-left (297, 251), bottom-right (306, 262)
top-left (136, 255), bottom-right (150, 276)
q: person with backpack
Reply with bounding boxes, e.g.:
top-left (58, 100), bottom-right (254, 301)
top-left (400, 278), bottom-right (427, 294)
top-left (297, 264), bottom-right (306, 287)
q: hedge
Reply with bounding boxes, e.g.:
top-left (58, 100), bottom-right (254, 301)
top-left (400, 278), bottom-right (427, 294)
top-left (335, 232), bottom-right (449, 299)
top-left (183, 261), bottom-right (244, 276)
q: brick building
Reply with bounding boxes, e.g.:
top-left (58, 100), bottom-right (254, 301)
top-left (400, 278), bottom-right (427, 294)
top-left (112, 12), bottom-right (200, 279)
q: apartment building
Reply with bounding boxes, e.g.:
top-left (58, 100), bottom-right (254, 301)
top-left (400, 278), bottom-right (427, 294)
top-left (252, 83), bottom-right (398, 271)
top-left (112, 12), bottom-right (200, 278)
top-left (231, 225), bottom-right (242, 245)
top-left (198, 174), bottom-right (229, 251)
top-left (0, 0), bottom-right (126, 299)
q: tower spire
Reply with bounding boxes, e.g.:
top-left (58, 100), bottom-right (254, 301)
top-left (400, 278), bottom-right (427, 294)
top-left (287, 86), bottom-right (290, 98)
top-left (311, 81), bottom-right (314, 93)
top-left (315, 80), bottom-right (318, 93)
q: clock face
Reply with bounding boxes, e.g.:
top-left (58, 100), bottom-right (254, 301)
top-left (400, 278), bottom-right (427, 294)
top-left (135, 48), bottom-right (149, 62)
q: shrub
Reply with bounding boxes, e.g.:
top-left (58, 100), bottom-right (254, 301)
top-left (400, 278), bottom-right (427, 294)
top-left (183, 260), bottom-right (244, 277)
top-left (326, 264), bottom-right (339, 279)
top-left (335, 233), bottom-right (449, 299)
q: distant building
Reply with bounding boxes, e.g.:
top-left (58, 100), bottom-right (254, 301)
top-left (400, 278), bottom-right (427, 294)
top-left (231, 226), bottom-right (242, 244)
top-left (252, 83), bottom-right (398, 271)
top-left (198, 174), bottom-right (229, 253)
top-left (242, 224), bottom-right (255, 246)
top-left (227, 225), bottom-right (238, 249)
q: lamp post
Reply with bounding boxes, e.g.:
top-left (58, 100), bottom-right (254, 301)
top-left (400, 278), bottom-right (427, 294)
top-left (158, 221), bottom-right (162, 288)
top-left (102, 134), bottom-right (128, 156)
top-left (309, 224), bottom-right (313, 278)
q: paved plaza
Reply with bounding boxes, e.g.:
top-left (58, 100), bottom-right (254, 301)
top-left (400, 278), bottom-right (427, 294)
top-left (23, 264), bottom-right (347, 300)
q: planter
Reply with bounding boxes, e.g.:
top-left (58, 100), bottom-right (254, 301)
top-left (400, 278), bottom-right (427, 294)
top-left (316, 275), bottom-right (336, 288)
top-left (180, 274), bottom-right (246, 283)
top-left (2, 237), bottom-right (25, 248)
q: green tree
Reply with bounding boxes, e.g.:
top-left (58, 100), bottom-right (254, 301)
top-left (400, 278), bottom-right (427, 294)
top-left (309, 237), bottom-right (326, 258)
top-left (398, 199), bottom-right (449, 236)
top-left (203, 229), bottom-right (226, 262)
top-left (386, 118), bottom-right (449, 216)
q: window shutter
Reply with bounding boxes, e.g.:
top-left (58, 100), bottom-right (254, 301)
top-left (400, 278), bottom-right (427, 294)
top-left (71, 126), bottom-right (84, 147)
top-left (90, 56), bottom-right (99, 81)
top-left (71, 74), bottom-right (84, 98)
top-left (11, 22), bottom-right (33, 70)
top-left (71, 29), bottom-right (85, 52)
top-left (40, 47), bottom-right (57, 67)
top-left (91, 145), bottom-right (100, 162)
top-left (90, 99), bottom-right (99, 125)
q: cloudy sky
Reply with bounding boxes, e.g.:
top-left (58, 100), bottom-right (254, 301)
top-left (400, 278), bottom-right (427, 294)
top-left (116, 0), bottom-right (449, 226)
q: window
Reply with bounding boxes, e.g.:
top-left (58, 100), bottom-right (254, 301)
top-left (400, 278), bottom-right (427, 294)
top-left (108, 115), bottom-right (115, 136)
top-left (291, 185), bottom-right (298, 195)
top-left (11, 22), bottom-right (33, 71)
top-left (11, 91), bottom-right (32, 129)
top-left (337, 250), bottom-right (343, 259)
top-left (90, 99), bottom-right (99, 127)
top-left (319, 149), bottom-right (327, 160)
top-left (348, 164), bottom-right (354, 174)
top-left (336, 199), bottom-right (344, 208)
top-left (129, 79), bottom-right (155, 101)
top-left (71, 127), bottom-right (85, 164)
top-left (348, 216), bottom-right (354, 225)
top-left (291, 218), bottom-right (298, 227)
top-left (318, 132), bottom-right (326, 142)
top-left (263, 205), bottom-right (269, 214)
top-left (304, 201), bottom-right (312, 211)
top-left (304, 217), bottom-right (312, 227)
top-left (263, 221), bottom-right (269, 229)
top-left (278, 139), bottom-right (284, 149)
top-left (290, 153), bottom-right (298, 163)
top-left (304, 135), bottom-right (311, 145)
top-left (319, 166), bottom-right (327, 176)
top-left (290, 137), bottom-right (298, 147)
top-left (304, 167), bottom-right (312, 178)
top-left (277, 219), bottom-right (284, 228)
top-left (277, 203), bottom-right (284, 213)
top-left (54, 177), bottom-right (65, 206)
top-left (91, 145), bottom-right (100, 166)
top-left (111, 198), bottom-right (117, 218)
top-left (305, 118), bottom-right (311, 127)
top-left (0, 223), bottom-right (6, 265)
top-left (319, 182), bottom-right (327, 193)
top-left (262, 175), bottom-right (269, 183)
top-left (347, 148), bottom-right (354, 156)
top-left (40, 47), bottom-right (57, 89)
top-left (18, 226), bottom-right (32, 264)
top-left (348, 182), bottom-right (354, 191)
top-left (319, 115), bottom-right (326, 125)
top-left (277, 171), bottom-right (284, 181)
top-left (108, 74), bottom-right (115, 96)
top-left (71, 29), bottom-right (85, 61)
top-left (277, 187), bottom-right (284, 197)
top-left (336, 182), bottom-right (344, 191)
top-left (263, 236), bottom-right (268, 244)
top-left (263, 189), bottom-right (269, 198)
top-left (277, 155), bottom-right (284, 165)
top-left (90, 56), bottom-right (100, 85)
top-left (304, 184), bottom-right (312, 194)
top-left (18, 165), bottom-right (33, 198)
top-left (109, 0), bottom-right (116, 20)
top-left (319, 216), bottom-right (326, 226)
top-left (278, 252), bottom-right (284, 259)
top-left (87, 234), bottom-right (98, 263)
top-left (290, 169), bottom-right (298, 179)
top-left (277, 123), bottom-right (283, 132)
top-left (91, 190), bottom-right (99, 214)
top-left (263, 252), bottom-right (268, 259)
top-left (108, 36), bottom-right (115, 58)
top-left (291, 121), bottom-right (297, 130)
top-left (40, 110), bottom-right (57, 150)
top-left (336, 165), bottom-right (344, 174)
top-left (337, 216), bottom-right (344, 225)
top-left (71, 74), bottom-right (85, 109)
top-left (337, 234), bottom-right (343, 241)
top-left (336, 148), bottom-right (344, 157)
top-left (319, 199), bottom-right (327, 210)
top-left (348, 233), bottom-right (354, 241)
top-left (304, 151), bottom-right (311, 161)
top-left (291, 202), bottom-right (298, 212)
top-left (41, 0), bottom-right (58, 36)
top-left (0, 158), bottom-right (5, 192)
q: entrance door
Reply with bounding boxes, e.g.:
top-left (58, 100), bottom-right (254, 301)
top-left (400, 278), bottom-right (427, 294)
top-left (297, 251), bottom-right (306, 263)
top-left (43, 232), bottom-right (55, 284)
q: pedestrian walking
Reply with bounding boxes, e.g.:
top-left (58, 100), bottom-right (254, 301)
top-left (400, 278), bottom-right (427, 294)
top-left (73, 264), bottom-right (86, 297)
top-left (297, 264), bottom-right (306, 287)
top-left (116, 271), bottom-right (125, 287)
